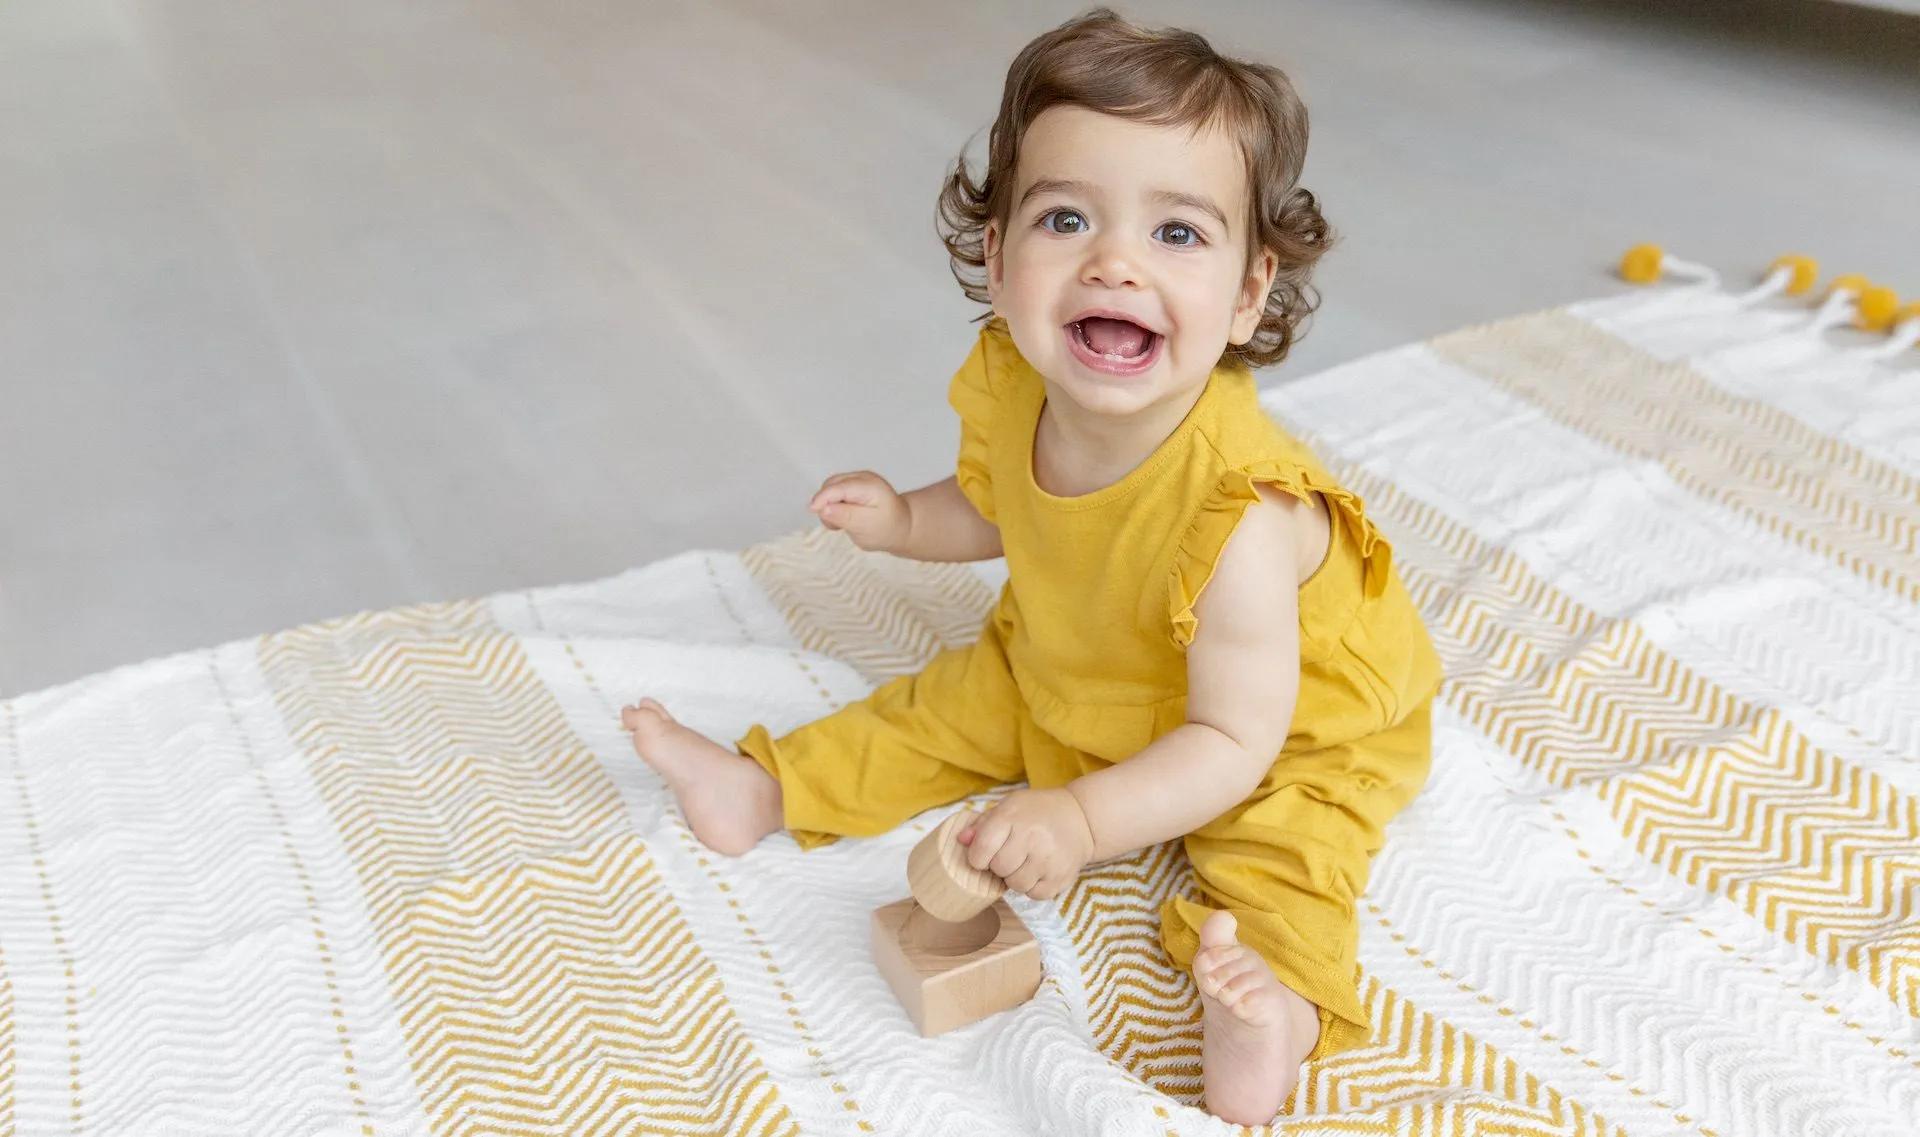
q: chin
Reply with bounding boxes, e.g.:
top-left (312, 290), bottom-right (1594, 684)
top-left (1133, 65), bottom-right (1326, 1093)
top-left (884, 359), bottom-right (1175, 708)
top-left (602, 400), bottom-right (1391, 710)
top-left (1049, 369), bottom-right (1169, 417)
top-left (1057, 346), bottom-right (1207, 417)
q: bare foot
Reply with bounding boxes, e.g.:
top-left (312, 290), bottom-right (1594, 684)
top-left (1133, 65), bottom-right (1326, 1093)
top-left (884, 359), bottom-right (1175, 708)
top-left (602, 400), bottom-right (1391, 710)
top-left (621, 698), bottom-right (784, 856)
top-left (1191, 910), bottom-right (1321, 1125)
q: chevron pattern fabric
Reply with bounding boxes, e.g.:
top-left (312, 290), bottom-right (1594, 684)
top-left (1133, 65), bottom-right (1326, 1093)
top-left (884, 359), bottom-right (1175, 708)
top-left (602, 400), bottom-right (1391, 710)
top-left (1, 284), bottom-right (1915, 1135)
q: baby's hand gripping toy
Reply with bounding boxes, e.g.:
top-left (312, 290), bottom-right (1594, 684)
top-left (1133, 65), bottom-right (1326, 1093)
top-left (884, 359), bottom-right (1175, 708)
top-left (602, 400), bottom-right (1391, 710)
top-left (870, 810), bottom-right (1045, 1036)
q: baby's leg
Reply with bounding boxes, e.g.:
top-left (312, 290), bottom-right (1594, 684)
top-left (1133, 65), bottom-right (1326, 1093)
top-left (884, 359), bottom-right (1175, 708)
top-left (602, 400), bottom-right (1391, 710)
top-left (623, 699), bottom-right (782, 856)
top-left (1165, 700), bottom-right (1435, 1123)
top-left (1189, 911), bottom-right (1321, 1124)
top-left (628, 613), bottom-right (1026, 855)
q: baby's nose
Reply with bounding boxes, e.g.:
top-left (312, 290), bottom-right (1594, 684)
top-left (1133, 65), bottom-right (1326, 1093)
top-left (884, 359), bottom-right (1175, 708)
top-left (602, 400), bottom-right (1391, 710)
top-left (1081, 243), bottom-right (1145, 290)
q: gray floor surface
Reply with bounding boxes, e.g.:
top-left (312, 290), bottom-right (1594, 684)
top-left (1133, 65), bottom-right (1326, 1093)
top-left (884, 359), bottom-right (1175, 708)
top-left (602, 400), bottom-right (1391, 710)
top-left (3, 0), bottom-right (1917, 698)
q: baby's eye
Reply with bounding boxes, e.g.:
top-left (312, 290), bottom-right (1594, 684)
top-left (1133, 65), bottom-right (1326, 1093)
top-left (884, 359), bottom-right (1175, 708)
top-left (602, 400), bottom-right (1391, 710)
top-left (1038, 208), bottom-right (1087, 235)
top-left (1156, 221), bottom-right (1204, 248)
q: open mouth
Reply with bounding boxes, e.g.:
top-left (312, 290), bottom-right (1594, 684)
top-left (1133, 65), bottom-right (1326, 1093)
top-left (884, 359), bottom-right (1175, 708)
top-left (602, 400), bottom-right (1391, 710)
top-left (1065, 316), bottom-right (1162, 375)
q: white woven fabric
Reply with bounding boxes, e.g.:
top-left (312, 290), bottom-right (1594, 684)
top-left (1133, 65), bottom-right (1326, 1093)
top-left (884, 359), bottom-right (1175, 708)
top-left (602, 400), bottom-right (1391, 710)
top-left (2, 285), bottom-right (1915, 1135)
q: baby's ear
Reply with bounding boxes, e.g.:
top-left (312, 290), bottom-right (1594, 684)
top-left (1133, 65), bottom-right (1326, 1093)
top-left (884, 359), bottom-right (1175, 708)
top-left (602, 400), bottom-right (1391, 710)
top-left (984, 219), bottom-right (1004, 299)
top-left (1231, 248), bottom-right (1280, 343)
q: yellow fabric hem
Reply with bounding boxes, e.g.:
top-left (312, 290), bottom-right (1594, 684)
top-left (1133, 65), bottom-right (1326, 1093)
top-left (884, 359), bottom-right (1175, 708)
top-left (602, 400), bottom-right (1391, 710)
top-left (948, 319), bottom-right (1005, 524)
top-left (734, 723), bottom-right (841, 851)
top-left (1167, 459), bottom-right (1392, 649)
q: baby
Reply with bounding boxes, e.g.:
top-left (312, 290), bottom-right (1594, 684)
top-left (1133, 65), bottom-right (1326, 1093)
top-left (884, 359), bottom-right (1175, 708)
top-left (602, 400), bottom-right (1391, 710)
top-left (621, 6), bottom-right (1442, 1125)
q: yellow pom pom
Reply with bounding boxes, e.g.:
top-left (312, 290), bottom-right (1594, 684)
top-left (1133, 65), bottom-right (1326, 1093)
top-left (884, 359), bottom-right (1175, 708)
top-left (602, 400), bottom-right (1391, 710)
top-left (1767, 254), bottom-right (1819, 296)
top-left (1900, 301), bottom-right (1920, 326)
top-left (1827, 273), bottom-right (1871, 297)
top-left (1854, 286), bottom-right (1901, 332)
top-left (1618, 243), bottom-right (1664, 284)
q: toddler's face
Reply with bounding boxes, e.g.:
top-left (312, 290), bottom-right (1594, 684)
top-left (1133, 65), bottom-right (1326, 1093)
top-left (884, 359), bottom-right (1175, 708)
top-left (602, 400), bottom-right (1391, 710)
top-left (984, 105), bottom-right (1277, 420)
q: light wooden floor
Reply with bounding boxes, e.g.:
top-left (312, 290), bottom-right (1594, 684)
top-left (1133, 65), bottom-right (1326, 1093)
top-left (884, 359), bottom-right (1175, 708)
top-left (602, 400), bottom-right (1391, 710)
top-left (3, 0), bottom-right (1917, 697)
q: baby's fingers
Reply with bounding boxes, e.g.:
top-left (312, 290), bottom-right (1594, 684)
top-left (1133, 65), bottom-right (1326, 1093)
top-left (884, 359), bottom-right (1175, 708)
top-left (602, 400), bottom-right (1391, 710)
top-left (808, 479), bottom-right (880, 514)
top-left (1003, 855), bottom-right (1047, 896)
top-left (1028, 869), bottom-right (1071, 902)
top-left (815, 501), bottom-right (860, 531)
top-left (987, 833), bottom-right (1030, 881)
top-left (814, 470), bottom-right (867, 494)
top-left (962, 810), bottom-right (1013, 874)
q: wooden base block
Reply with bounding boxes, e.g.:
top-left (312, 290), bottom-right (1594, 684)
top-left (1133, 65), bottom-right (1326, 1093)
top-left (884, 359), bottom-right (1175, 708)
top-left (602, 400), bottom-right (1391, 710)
top-left (870, 896), bottom-right (1042, 1036)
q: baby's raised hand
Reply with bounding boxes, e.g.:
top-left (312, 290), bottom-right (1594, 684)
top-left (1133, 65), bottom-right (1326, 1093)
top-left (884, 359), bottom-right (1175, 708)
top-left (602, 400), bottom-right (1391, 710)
top-left (809, 470), bottom-right (911, 553)
top-left (956, 788), bottom-right (1094, 901)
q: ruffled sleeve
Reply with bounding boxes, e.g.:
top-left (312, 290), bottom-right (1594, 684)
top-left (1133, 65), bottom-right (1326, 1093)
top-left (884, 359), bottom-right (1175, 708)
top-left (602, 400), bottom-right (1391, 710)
top-left (946, 325), bottom-right (1003, 523)
top-left (1167, 458), bottom-right (1393, 649)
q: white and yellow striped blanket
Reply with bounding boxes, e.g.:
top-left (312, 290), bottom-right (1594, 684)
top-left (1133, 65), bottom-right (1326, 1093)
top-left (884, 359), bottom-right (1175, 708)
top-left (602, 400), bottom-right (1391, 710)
top-left (2, 283), bottom-right (1916, 1136)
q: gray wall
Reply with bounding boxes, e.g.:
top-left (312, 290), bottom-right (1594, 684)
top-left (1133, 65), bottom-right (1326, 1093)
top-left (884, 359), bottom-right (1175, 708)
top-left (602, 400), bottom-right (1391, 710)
top-left (3, 0), bottom-right (1917, 697)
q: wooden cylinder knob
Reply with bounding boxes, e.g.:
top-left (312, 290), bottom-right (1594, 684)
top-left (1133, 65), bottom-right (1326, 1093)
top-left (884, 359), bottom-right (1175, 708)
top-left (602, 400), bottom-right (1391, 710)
top-left (907, 810), bottom-right (1004, 922)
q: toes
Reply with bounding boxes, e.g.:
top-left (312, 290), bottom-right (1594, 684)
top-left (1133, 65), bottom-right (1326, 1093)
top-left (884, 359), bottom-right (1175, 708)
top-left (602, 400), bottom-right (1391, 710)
top-left (1203, 976), bottom-right (1250, 1008)
top-left (1198, 909), bottom-right (1239, 951)
top-left (1225, 977), bottom-right (1289, 1027)
top-left (1198, 967), bottom-right (1272, 1019)
top-left (1193, 956), bottom-right (1235, 1000)
top-left (1212, 950), bottom-right (1264, 985)
top-left (1192, 947), bottom-right (1235, 991)
top-left (621, 699), bottom-right (675, 732)
top-left (1194, 943), bottom-right (1253, 977)
top-left (1195, 944), bottom-right (1273, 1007)
top-left (1216, 968), bottom-right (1267, 1004)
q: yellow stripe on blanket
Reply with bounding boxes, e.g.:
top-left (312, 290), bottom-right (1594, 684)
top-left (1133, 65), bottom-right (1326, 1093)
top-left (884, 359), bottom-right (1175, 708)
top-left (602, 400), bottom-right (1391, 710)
top-left (1431, 311), bottom-right (1920, 604)
top-left (1337, 464), bottom-right (1920, 1018)
top-left (257, 602), bottom-right (800, 1136)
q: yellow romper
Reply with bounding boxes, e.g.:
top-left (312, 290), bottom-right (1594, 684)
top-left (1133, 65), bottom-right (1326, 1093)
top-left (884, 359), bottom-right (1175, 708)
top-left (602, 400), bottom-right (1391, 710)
top-left (738, 318), bottom-right (1444, 1061)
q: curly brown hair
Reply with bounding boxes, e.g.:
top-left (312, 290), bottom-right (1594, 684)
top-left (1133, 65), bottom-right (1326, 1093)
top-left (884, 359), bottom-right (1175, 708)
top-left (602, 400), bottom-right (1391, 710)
top-left (935, 6), bottom-right (1334, 371)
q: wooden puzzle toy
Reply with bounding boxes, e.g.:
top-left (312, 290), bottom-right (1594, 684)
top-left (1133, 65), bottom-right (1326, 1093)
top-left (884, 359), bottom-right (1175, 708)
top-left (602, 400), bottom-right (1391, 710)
top-left (870, 810), bottom-right (1045, 1035)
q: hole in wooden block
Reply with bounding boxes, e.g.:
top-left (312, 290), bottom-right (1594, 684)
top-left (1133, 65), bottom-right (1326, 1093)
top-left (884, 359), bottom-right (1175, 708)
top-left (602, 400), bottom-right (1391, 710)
top-left (871, 897), bottom-right (1042, 1036)
top-left (900, 901), bottom-right (1000, 957)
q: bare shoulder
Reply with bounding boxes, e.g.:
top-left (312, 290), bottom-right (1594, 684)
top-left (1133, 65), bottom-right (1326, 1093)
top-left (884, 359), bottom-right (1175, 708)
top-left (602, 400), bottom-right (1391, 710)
top-left (1192, 483), bottom-right (1331, 632)
top-left (1239, 482), bottom-right (1332, 585)
top-left (1283, 483), bottom-right (1334, 582)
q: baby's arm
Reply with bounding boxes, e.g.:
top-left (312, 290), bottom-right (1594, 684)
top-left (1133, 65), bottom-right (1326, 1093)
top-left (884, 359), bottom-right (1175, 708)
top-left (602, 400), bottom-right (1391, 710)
top-left (1066, 485), bottom-right (1309, 861)
top-left (811, 471), bottom-right (1003, 562)
top-left (897, 475), bottom-right (1004, 561)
